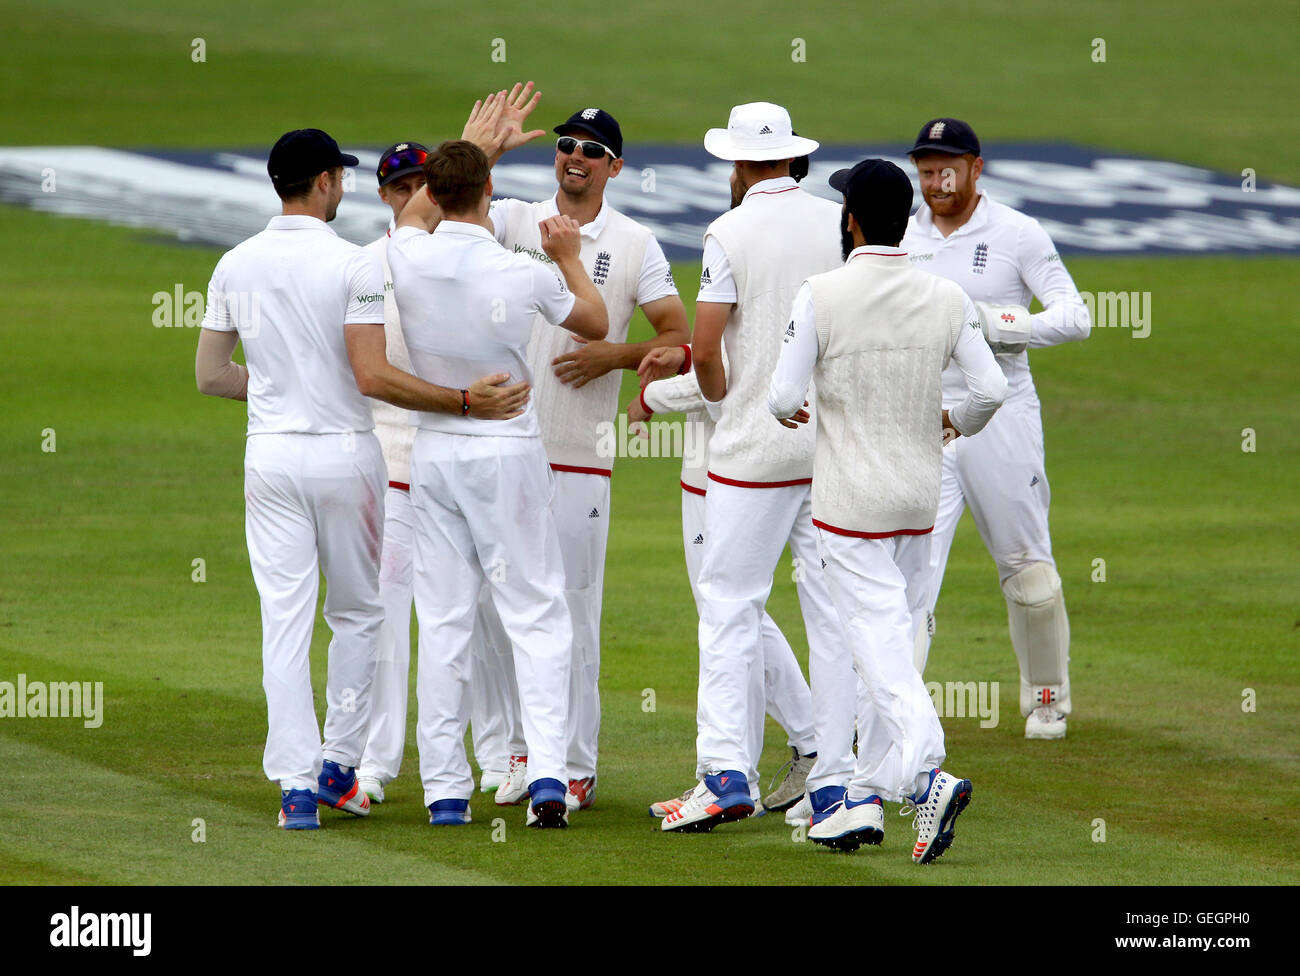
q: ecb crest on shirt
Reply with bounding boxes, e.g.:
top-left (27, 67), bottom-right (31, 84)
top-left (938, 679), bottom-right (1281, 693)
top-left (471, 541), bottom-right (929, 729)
top-left (593, 250), bottom-right (612, 285)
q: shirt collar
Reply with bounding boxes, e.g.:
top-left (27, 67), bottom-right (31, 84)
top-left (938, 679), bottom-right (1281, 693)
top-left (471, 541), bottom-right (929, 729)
top-left (267, 214), bottom-right (336, 235)
top-left (847, 244), bottom-right (909, 262)
top-left (386, 216), bottom-right (396, 237)
top-left (743, 175), bottom-right (799, 202)
top-left (434, 219), bottom-right (497, 241)
top-left (913, 190), bottom-right (992, 239)
top-left (542, 193), bottom-right (609, 239)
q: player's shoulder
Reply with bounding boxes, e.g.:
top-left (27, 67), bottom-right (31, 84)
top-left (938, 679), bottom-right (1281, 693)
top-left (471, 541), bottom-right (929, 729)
top-left (806, 255), bottom-right (852, 285)
top-left (304, 227), bottom-right (371, 265)
top-left (490, 196), bottom-right (541, 222)
top-left (984, 196), bottom-right (1060, 258)
top-left (705, 205), bottom-right (740, 236)
top-left (802, 188), bottom-right (842, 215)
top-left (984, 196), bottom-right (1040, 235)
top-left (902, 210), bottom-right (928, 240)
top-left (598, 203), bottom-right (653, 241)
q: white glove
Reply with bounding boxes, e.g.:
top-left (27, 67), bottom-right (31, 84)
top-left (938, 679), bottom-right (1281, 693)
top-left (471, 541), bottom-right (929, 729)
top-left (975, 302), bottom-right (1032, 354)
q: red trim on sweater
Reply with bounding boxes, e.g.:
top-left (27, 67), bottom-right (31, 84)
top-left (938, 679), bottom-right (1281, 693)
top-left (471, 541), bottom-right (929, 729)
top-left (707, 471), bottom-right (812, 489)
top-left (639, 388), bottom-right (653, 417)
top-left (812, 518), bottom-right (933, 539)
top-left (677, 344), bottom-right (692, 375)
top-left (388, 481), bottom-right (409, 492)
top-left (550, 463), bottom-right (612, 478)
top-left (680, 481), bottom-right (707, 497)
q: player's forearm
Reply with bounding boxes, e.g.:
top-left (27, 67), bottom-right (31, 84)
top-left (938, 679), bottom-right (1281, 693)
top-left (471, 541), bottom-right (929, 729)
top-left (396, 188), bottom-right (442, 234)
top-left (695, 352), bottom-right (726, 405)
top-left (767, 328), bottom-right (816, 421)
top-left (195, 328), bottom-right (248, 400)
top-left (611, 334), bottom-right (689, 373)
top-left (948, 327), bottom-right (1009, 435)
top-left (642, 371), bottom-right (706, 415)
top-left (554, 256), bottom-right (608, 339)
top-left (1028, 299), bottom-right (1092, 348)
top-left (356, 360), bottom-right (463, 414)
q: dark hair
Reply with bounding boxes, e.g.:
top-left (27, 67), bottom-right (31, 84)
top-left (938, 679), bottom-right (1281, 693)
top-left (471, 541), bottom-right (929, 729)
top-left (273, 172), bottom-right (322, 202)
top-left (849, 201), bottom-right (909, 248)
top-left (424, 140), bottom-right (490, 215)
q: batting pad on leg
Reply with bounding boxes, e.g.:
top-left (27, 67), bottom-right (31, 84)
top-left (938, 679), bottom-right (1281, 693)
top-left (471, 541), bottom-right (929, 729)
top-left (1002, 562), bottom-right (1071, 717)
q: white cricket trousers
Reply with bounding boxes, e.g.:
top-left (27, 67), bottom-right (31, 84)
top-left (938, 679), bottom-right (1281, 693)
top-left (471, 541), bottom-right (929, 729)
top-left (358, 485), bottom-right (414, 786)
top-left (244, 431), bottom-right (385, 792)
top-left (410, 431), bottom-right (571, 805)
top-left (922, 395), bottom-right (1067, 712)
top-left (473, 469), bottom-right (609, 780)
top-left (695, 480), bottom-right (855, 793)
top-left (468, 581), bottom-right (511, 776)
top-left (819, 530), bottom-right (946, 803)
top-left (681, 487), bottom-right (817, 785)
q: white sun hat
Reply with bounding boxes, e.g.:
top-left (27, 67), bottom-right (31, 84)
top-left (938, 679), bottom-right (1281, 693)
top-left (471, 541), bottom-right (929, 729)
top-left (704, 102), bottom-right (820, 161)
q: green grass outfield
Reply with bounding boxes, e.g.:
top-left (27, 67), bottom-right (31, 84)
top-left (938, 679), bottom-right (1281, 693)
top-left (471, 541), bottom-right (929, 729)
top-left (1, 0), bottom-right (1297, 885)
top-left (2, 0), bottom-right (1298, 184)
top-left (1, 204), bottom-right (1296, 885)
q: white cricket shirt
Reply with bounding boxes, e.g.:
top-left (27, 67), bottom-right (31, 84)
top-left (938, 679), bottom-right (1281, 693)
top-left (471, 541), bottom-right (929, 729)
top-left (388, 220), bottom-right (575, 437)
top-left (490, 194), bottom-right (677, 473)
top-left (364, 225), bottom-right (418, 486)
top-left (901, 191), bottom-right (1090, 408)
top-left (201, 214), bottom-right (385, 435)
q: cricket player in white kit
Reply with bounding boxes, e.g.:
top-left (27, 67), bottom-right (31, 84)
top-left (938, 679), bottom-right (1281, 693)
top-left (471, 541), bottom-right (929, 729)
top-left (196, 127), bottom-right (528, 830)
top-left (901, 119), bottom-right (1091, 739)
top-left (355, 141), bottom-right (429, 806)
top-left (388, 129), bottom-right (609, 828)
top-left (475, 107), bottom-right (690, 813)
top-left (631, 349), bottom-right (820, 818)
top-left (661, 102), bottom-right (853, 834)
top-left (769, 158), bottom-right (1008, 861)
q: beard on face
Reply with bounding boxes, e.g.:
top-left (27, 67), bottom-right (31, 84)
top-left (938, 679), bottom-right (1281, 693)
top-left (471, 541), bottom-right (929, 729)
top-left (924, 170), bottom-right (974, 217)
top-left (729, 166), bottom-right (748, 209)
top-left (840, 208), bottom-right (855, 261)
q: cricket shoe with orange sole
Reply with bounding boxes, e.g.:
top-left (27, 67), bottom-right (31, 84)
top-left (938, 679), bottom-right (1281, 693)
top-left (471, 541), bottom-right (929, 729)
top-left (660, 770), bottom-right (754, 833)
top-left (649, 784), bottom-right (694, 818)
top-left (317, 760), bottom-right (370, 817)
top-left (902, 768), bottom-right (972, 864)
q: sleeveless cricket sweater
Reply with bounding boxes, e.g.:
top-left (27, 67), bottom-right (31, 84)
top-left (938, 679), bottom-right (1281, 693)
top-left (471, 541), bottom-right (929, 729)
top-left (365, 235), bottom-right (417, 487)
top-left (504, 200), bottom-right (649, 475)
top-left (705, 187), bottom-right (841, 486)
top-left (807, 253), bottom-right (967, 536)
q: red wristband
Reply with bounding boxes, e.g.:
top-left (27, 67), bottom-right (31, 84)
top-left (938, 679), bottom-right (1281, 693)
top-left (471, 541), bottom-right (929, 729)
top-left (639, 388), bottom-right (654, 417)
top-left (677, 344), bottom-right (692, 375)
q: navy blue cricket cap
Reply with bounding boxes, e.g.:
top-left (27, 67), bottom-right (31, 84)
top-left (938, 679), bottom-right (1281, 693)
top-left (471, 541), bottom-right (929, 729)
top-left (267, 129), bottom-right (360, 187)
top-left (908, 117), bottom-right (981, 157)
top-left (554, 108), bottom-right (623, 159)
top-left (829, 158), bottom-right (914, 233)
top-left (376, 141), bottom-right (430, 187)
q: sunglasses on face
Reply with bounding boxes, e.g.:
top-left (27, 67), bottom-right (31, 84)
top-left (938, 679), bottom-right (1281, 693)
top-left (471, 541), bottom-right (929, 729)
top-left (378, 147), bottom-right (428, 182)
top-left (556, 136), bottom-right (616, 160)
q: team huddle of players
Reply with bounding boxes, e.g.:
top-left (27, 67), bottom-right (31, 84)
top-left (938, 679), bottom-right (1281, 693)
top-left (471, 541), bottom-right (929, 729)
top-left (196, 82), bottom-right (1089, 861)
